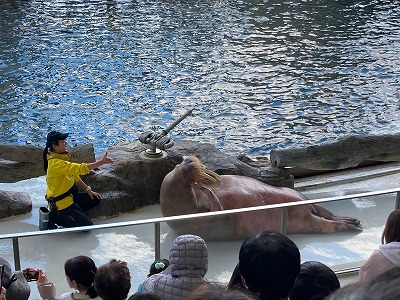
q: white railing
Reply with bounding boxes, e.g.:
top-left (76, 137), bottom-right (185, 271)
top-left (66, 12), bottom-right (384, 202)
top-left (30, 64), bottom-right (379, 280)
top-left (1, 188), bottom-right (400, 274)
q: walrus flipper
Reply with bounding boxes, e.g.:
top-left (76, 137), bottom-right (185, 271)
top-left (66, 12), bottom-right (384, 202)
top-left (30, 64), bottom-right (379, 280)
top-left (191, 183), bottom-right (223, 212)
top-left (311, 204), bottom-right (362, 232)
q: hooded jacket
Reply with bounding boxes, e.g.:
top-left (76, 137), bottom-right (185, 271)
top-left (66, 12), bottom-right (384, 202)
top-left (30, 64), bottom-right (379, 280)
top-left (358, 241), bottom-right (400, 282)
top-left (143, 234), bottom-right (219, 300)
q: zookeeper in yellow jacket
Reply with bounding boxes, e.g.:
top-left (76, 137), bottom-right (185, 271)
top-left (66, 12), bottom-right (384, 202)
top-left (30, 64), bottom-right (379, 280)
top-left (42, 130), bottom-right (113, 229)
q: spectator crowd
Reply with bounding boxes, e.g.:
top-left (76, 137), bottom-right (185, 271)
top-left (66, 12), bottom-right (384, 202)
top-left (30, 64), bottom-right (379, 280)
top-left (2, 208), bottom-right (400, 300)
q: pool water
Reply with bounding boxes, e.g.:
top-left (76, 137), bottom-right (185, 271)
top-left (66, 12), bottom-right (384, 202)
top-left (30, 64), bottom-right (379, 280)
top-left (1, 0), bottom-right (399, 157)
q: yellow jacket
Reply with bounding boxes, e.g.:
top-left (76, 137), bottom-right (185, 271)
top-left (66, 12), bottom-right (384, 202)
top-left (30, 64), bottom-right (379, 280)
top-left (46, 151), bottom-right (90, 210)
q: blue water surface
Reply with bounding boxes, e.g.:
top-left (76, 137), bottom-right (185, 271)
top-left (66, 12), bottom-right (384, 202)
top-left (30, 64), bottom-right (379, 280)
top-left (0, 0), bottom-right (399, 156)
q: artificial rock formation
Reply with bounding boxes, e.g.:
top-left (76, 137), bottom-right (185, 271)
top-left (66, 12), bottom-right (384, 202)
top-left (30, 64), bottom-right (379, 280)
top-left (84, 140), bottom-right (291, 218)
top-left (0, 144), bottom-right (95, 183)
top-left (270, 133), bottom-right (400, 170)
top-left (2, 133), bottom-right (400, 220)
top-left (0, 140), bottom-right (290, 220)
top-left (0, 190), bottom-right (32, 219)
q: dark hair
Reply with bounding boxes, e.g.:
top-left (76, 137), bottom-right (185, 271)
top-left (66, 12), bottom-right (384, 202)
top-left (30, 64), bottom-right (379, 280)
top-left (43, 131), bottom-right (69, 172)
top-left (381, 209), bottom-right (400, 244)
top-left (326, 267), bottom-right (400, 300)
top-left (128, 292), bottom-right (162, 300)
top-left (227, 263), bottom-right (246, 290)
top-left (189, 284), bottom-right (255, 300)
top-left (148, 259), bottom-right (169, 277)
top-left (43, 146), bottom-right (51, 172)
top-left (64, 256), bottom-right (98, 298)
top-left (94, 259), bottom-right (131, 300)
top-left (289, 261), bottom-right (340, 300)
top-left (42, 141), bottom-right (58, 172)
top-left (239, 231), bottom-right (300, 300)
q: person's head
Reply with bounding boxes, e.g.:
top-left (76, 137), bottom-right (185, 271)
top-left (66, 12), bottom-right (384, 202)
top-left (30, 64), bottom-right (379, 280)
top-left (239, 231), bottom-right (300, 300)
top-left (42, 130), bottom-right (69, 171)
top-left (148, 259), bottom-right (169, 277)
top-left (189, 284), bottom-right (255, 300)
top-left (326, 267), bottom-right (400, 300)
top-left (64, 256), bottom-right (98, 298)
top-left (381, 209), bottom-right (400, 244)
top-left (94, 259), bottom-right (131, 300)
top-left (128, 292), bottom-right (162, 300)
top-left (0, 257), bottom-right (30, 300)
top-left (169, 234), bottom-right (208, 276)
top-left (0, 257), bottom-right (13, 290)
top-left (289, 261), bottom-right (340, 300)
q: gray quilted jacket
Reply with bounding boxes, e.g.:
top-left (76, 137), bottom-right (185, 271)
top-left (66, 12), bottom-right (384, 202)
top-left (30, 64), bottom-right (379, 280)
top-left (143, 234), bottom-right (217, 299)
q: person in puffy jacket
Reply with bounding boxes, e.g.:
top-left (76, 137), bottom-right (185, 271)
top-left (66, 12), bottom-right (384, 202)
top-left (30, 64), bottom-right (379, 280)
top-left (142, 234), bottom-right (221, 300)
top-left (358, 209), bottom-right (400, 281)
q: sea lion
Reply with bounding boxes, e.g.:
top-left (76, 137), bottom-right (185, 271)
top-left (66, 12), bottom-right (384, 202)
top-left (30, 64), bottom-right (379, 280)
top-left (160, 156), bottom-right (362, 240)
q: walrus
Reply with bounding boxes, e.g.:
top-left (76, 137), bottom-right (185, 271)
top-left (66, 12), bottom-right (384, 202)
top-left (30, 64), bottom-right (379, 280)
top-left (160, 155), bottom-right (362, 240)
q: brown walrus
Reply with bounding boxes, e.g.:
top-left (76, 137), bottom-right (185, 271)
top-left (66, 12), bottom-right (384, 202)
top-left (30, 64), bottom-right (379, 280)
top-left (160, 155), bottom-right (362, 240)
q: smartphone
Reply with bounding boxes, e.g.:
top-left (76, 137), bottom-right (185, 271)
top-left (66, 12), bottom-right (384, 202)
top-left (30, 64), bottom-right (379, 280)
top-left (0, 264), bottom-right (4, 293)
top-left (23, 268), bottom-right (39, 282)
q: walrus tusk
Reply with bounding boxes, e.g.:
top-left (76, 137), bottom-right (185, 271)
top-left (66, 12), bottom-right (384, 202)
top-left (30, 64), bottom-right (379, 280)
top-left (191, 182), bottom-right (223, 211)
top-left (204, 169), bottom-right (221, 181)
top-left (201, 170), bottom-right (221, 183)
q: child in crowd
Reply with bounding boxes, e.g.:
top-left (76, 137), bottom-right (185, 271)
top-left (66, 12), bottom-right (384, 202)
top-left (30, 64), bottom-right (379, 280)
top-left (136, 259), bottom-right (169, 292)
top-left (289, 261), bottom-right (340, 300)
top-left (94, 259), bottom-right (131, 300)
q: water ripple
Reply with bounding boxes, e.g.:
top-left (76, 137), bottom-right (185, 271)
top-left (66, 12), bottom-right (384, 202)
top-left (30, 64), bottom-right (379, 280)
top-left (0, 0), bottom-right (399, 156)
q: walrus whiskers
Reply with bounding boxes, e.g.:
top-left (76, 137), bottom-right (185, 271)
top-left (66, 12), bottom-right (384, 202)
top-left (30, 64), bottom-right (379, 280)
top-left (189, 156), bottom-right (221, 184)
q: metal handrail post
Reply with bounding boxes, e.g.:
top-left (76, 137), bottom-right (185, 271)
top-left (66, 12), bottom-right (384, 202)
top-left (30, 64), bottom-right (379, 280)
top-left (12, 237), bottom-right (21, 271)
top-left (280, 207), bottom-right (288, 235)
top-left (154, 222), bottom-right (161, 260)
top-left (396, 192), bottom-right (400, 210)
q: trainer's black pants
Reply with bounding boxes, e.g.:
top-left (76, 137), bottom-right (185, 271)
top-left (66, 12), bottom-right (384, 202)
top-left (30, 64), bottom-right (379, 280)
top-left (51, 187), bottom-right (101, 228)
